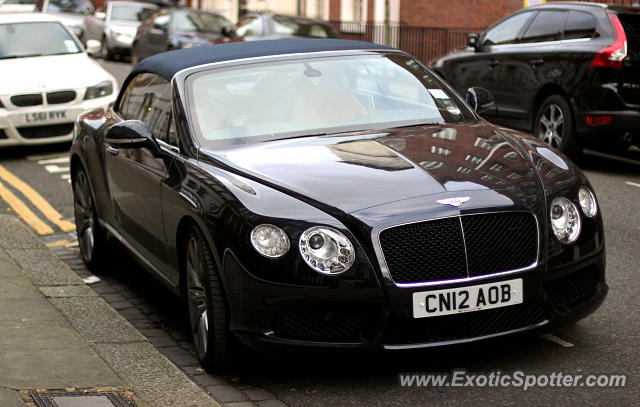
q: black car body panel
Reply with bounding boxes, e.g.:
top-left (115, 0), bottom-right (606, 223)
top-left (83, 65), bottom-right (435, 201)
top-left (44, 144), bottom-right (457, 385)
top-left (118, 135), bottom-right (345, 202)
top-left (71, 40), bottom-right (606, 361)
top-left (432, 2), bottom-right (640, 152)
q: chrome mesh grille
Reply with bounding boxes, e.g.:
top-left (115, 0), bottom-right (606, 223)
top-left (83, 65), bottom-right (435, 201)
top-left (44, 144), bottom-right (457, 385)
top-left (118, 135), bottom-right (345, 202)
top-left (380, 212), bottom-right (538, 284)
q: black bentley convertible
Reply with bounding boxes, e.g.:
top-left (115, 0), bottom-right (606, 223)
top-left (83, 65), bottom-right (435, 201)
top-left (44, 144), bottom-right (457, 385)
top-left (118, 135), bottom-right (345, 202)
top-left (70, 39), bottom-right (607, 371)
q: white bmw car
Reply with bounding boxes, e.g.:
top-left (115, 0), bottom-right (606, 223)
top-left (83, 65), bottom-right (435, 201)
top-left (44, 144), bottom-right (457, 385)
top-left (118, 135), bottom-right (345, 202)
top-left (0, 13), bottom-right (116, 147)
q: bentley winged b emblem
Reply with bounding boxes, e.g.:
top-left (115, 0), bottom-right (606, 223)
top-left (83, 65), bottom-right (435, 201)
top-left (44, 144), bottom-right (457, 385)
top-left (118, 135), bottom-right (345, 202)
top-left (436, 197), bottom-right (471, 207)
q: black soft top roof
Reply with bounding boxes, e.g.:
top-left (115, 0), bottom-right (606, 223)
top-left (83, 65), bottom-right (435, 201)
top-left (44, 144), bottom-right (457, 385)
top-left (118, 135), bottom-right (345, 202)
top-left (128, 38), bottom-right (394, 81)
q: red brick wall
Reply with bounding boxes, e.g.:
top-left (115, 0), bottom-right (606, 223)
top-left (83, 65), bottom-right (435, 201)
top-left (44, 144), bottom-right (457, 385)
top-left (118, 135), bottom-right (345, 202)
top-left (399, 0), bottom-right (523, 30)
top-left (329, 0), bottom-right (341, 21)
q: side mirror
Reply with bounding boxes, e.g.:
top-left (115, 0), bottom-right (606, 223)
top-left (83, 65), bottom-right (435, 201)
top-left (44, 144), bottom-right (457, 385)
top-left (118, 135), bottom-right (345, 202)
top-left (467, 33), bottom-right (479, 49)
top-left (105, 120), bottom-right (157, 149)
top-left (86, 39), bottom-right (101, 54)
top-left (466, 87), bottom-right (495, 114)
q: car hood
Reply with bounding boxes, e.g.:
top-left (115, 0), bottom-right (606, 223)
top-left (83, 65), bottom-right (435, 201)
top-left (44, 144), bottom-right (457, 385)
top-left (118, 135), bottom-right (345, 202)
top-left (0, 53), bottom-right (115, 95)
top-left (200, 122), bottom-right (543, 214)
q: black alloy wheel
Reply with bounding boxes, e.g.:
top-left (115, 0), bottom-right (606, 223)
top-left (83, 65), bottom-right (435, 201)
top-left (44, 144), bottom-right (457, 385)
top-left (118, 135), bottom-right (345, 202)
top-left (185, 225), bottom-right (231, 371)
top-left (534, 94), bottom-right (582, 158)
top-left (73, 167), bottom-right (107, 270)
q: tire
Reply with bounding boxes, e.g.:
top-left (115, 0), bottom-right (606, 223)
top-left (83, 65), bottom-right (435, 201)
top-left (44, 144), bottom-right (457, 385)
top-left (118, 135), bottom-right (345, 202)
top-left (534, 94), bottom-right (582, 159)
top-left (184, 225), bottom-right (232, 371)
top-left (73, 166), bottom-right (108, 271)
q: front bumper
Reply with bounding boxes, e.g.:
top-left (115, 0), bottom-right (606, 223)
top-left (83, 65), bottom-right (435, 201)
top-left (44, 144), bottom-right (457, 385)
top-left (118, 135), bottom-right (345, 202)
top-left (0, 94), bottom-right (114, 147)
top-left (223, 248), bottom-right (607, 352)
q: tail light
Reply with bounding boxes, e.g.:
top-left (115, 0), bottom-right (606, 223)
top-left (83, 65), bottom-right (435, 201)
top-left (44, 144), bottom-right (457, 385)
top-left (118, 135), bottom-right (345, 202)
top-left (590, 14), bottom-right (627, 69)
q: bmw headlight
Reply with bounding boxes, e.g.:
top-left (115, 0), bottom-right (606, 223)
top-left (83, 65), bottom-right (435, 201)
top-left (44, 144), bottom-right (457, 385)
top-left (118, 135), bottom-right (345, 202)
top-left (578, 187), bottom-right (597, 218)
top-left (299, 226), bottom-right (355, 275)
top-left (550, 197), bottom-right (582, 244)
top-left (250, 224), bottom-right (290, 258)
top-left (84, 81), bottom-right (113, 100)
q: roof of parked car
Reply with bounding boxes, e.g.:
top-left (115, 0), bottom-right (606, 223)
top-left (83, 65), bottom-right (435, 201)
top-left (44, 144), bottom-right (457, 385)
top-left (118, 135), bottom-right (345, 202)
top-left (0, 12), bottom-right (62, 23)
top-left (129, 38), bottom-right (394, 80)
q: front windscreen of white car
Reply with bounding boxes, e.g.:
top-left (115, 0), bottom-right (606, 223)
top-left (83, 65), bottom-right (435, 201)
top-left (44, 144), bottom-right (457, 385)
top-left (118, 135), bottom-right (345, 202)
top-left (0, 22), bottom-right (81, 59)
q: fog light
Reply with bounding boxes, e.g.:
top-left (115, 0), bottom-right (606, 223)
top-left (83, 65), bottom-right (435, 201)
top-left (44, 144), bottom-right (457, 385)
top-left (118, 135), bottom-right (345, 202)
top-left (550, 197), bottom-right (581, 244)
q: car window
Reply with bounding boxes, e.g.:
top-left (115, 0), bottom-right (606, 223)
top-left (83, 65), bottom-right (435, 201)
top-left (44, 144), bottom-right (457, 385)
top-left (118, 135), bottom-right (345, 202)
top-left (480, 12), bottom-right (533, 47)
top-left (0, 22), bottom-right (81, 59)
top-left (235, 16), bottom-right (262, 37)
top-left (111, 4), bottom-right (155, 22)
top-left (563, 11), bottom-right (596, 40)
top-left (271, 16), bottom-right (336, 38)
top-left (118, 73), bottom-right (172, 142)
top-left (521, 10), bottom-right (567, 43)
top-left (172, 11), bottom-right (230, 33)
top-left (187, 53), bottom-right (475, 146)
top-left (44, 0), bottom-right (93, 14)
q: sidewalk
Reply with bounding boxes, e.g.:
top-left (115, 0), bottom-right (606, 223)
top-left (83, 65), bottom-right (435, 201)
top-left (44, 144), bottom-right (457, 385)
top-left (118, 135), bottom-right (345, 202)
top-left (0, 215), bottom-right (220, 407)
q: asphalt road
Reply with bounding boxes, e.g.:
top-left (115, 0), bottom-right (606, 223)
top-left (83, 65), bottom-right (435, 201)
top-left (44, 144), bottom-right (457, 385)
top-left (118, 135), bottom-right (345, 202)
top-left (0, 59), bottom-right (638, 406)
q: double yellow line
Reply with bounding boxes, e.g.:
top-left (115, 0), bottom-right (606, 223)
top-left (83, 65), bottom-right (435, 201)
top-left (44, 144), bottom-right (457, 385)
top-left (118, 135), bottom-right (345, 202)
top-left (0, 164), bottom-right (75, 235)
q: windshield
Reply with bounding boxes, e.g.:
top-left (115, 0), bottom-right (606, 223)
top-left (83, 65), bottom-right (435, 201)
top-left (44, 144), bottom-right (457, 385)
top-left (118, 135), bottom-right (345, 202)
top-left (0, 22), bottom-right (81, 59)
top-left (172, 11), bottom-right (230, 33)
top-left (187, 53), bottom-right (474, 146)
top-left (272, 16), bottom-right (339, 38)
top-left (111, 4), bottom-right (156, 22)
top-left (45, 0), bottom-right (93, 14)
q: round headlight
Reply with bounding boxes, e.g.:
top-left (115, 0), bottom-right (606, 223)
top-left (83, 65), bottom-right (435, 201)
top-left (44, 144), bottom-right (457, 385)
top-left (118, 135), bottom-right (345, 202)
top-left (299, 226), bottom-right (355, 275)
top-left (550, 197), bottom-right (582, 244)
top-left (250, 224), bottom-right (289, 258)
top-left (578, 187), bottom-right (597, 218)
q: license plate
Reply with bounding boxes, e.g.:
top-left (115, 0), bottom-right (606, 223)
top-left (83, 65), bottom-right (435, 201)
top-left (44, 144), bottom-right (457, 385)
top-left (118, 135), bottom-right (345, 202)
top-left (413, 278), bottom-right (523, 318)
top-left (23, 110), bottom-right (69, 125)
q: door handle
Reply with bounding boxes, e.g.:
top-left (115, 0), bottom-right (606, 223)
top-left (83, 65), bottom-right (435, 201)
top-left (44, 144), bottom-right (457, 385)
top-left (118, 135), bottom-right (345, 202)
top-left (107, 146), bottom-right (119, 156)
top-left (488, 59), bottom-right (500, 68)
top-left (530, 58), bottom-right (544, 67)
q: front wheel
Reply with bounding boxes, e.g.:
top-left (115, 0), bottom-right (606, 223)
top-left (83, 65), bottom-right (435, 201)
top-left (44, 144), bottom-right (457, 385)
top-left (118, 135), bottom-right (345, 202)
top-left (184, 226), bottom-right (232, 371)
top-left (73, 167), bottom-right (108, 271)
top-left (534, 94), bottom-right (582, 158)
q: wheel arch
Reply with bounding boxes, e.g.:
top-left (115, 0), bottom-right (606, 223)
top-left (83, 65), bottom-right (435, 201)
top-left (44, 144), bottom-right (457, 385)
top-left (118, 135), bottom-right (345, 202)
top-left (175, 215), bottom-right (224, 299)
top-left (530, 84), bottom-right (575, 131)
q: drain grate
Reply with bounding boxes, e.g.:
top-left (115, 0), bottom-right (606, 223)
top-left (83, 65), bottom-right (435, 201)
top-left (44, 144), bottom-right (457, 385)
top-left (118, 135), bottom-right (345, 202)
top-left (30, 390), bottom-right (136, 407)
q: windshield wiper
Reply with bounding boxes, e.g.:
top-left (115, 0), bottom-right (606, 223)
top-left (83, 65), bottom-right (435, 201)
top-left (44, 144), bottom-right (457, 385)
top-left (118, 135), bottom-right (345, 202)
top-left (0, 53), bottom-right (43, 60)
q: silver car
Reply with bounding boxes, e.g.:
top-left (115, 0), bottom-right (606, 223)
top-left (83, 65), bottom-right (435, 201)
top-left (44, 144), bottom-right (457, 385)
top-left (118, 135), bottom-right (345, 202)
top-left (83, 0), bottom-right (157, 59)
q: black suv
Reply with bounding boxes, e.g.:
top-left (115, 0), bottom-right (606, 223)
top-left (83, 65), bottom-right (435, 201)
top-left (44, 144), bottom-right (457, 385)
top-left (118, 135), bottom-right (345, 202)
top-left (432, 2), bottom-right (639, 157)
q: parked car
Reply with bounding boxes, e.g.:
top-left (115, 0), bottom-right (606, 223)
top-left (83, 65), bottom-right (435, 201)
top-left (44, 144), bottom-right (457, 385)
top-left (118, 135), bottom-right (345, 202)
top-left (131, 8), bottom-right (231, 63)
top-left (0, 13), bottom-right (117, 147)
top-left (71, 38), bottom-right (606, 371)
top-left (35, 0), bottom-right (94, 38)
top-left (0, 0), bottom-right (38, 13)
top-left (228, 13), bottom-right (340, 41)
top-left (432, 2), bottom-right (640, 158)
top-left (83, 0), bottom-right (158, 60)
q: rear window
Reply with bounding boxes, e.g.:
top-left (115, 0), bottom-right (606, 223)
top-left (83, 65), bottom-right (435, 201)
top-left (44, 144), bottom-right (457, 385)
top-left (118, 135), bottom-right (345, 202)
top-left (521, 10), bottom-right (566, 43)
top-left (618, 13), bottom-right (640, 59)
top-left (564, 10), bottom-right (596, 40)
